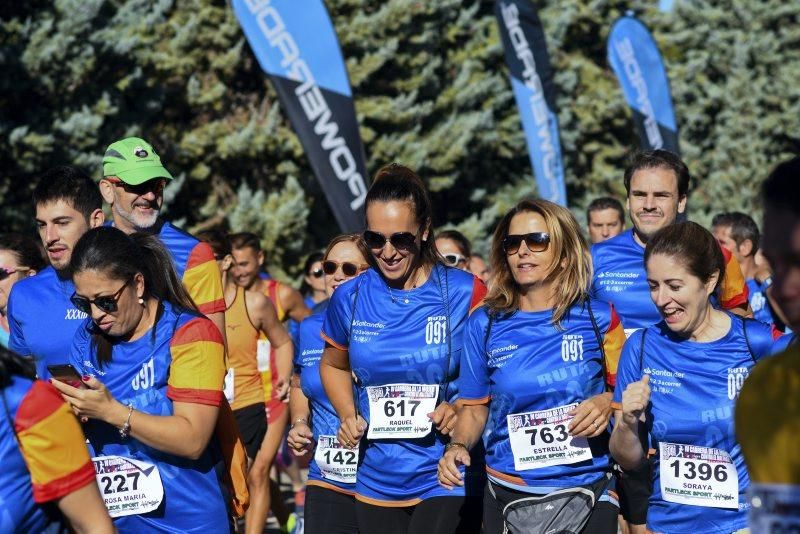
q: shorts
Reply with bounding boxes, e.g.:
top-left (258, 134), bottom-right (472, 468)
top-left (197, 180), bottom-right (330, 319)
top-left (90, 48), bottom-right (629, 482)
top-left (616, 459), bottom-right (652, 525)
top-left (233, 402), bottom-right (268, 460)
top-left (266, 398), bottom-right (288, 425)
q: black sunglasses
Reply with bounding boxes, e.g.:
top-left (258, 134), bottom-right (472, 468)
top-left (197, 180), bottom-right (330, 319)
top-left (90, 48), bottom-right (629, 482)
top-left (363, 230), bottom-right (418, 252)
top-left (70, 280), bottom-right (131, 314)
top-left (502, 232), bottom-right (551, 255)
top-left (322, 260), bottom-right (368, 277)
top-left (309, 267), bottom-right (324, 279)
top-left (106, 177), bottom-right (166, 197)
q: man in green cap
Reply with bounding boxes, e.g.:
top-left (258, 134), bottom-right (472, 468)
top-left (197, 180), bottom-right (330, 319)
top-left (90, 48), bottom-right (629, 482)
top-left (99, 137), bottom-right (226, 337)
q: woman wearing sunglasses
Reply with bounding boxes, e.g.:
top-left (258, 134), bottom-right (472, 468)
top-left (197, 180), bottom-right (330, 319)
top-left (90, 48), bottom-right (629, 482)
top-left (0, 233), bottom-right (46, 348)
top-left (320, 164), bottom-right (487, 534)
top-left (300, 252), bottom-right (328, 310)
top-left (287, 233), bottom-right (370, 533)
top-left (435, 230), bottom-right (472, 272)
top-left (50, 226), bottom-right (235, 533)
top-left (439, 199), bottom-right (626, 534)
top-left (610, 222), bottom-right (777, 534)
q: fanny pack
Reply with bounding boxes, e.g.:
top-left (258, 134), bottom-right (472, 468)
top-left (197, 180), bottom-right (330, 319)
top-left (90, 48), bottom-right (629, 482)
top-left (490, 472), bottom-right (611, 534)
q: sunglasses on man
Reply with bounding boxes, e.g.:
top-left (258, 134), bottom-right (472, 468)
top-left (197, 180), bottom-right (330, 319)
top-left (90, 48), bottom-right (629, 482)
top-left (105, 177), bottom-right (167, 197)
top-left (501, 232), bottom-right (550, 255)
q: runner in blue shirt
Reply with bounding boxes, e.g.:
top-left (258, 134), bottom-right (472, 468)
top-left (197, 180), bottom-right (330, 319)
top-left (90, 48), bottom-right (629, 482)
top-left (51, 227), bottom-right (234, 533)
top-left (440, 199), bottom-right (626, 534)
top-left (610, 222), bottom-right (779, 534)
top-left (591, 151), bottom-right (751, 532)
top-left (712, 212), bottom-right (789, 331)
top-left (0, 234), bottom-right (46, 349)
top-left (319, 164), bottom-right (486, 534)
top-left (7, 166), bottom-right (105, 378)
top-left (287, 233), bottom-right (371, 534)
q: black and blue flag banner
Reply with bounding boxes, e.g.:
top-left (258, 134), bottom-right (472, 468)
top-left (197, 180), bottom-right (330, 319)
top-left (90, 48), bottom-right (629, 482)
top-left (495, 0), bottom-right (567, 207)
top-left (607, 14), bottom-right (680, 154)
top-left (233, 0), bottom-right (367, 232)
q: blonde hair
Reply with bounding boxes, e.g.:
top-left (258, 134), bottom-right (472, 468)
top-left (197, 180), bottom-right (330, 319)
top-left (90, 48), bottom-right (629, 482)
top-left (485, 199), bottom-right (592, 327)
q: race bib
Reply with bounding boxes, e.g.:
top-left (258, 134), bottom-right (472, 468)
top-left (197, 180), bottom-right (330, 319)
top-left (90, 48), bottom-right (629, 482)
top-left (314, 435), bottom-right (357, 484)
top-left (93, 455), bottom-right (164, 518)
top-left (659, 442), bottom-right (739, 509)
top-left (748, 483), bottom-right (800, 533)
top-left (507, 403), bottom-right (592, 471)
top-left (366, 383), bottom-right (439, 439)
top-left (256, 339), bottom-right (271, 372)
top-left (223, 367), bottom-right (234, 403)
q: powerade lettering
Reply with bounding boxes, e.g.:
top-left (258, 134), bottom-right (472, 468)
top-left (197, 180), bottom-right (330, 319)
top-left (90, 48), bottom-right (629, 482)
top-left (613, 37), bottom-right (664, 149)
top-left (243, 0), bottom-right (366, 211)
top-left (500, 3), bottom-right (559, 202)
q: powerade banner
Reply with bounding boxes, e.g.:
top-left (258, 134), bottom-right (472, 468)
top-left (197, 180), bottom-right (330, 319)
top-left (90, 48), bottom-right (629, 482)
top-left (233, 0), bottom-right (367, 232)
top-left (607, 14), bottom-right (680, 154)
top-left (495, 0), bottom-right (567, 206)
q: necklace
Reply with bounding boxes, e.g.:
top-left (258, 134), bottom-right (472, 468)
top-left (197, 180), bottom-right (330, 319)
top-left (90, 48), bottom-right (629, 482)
top-left (386, 266), bottom-right (427, 304)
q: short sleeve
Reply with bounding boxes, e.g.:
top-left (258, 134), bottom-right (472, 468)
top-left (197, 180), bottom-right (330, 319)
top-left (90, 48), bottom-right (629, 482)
top-left (183, 242), bottom-right (226, 315)
top-left (15, 381), bottom-right (95, 503)
top-left (320, 280), bottom-right (356, 351)
top-left (602, 305), bottom-right (626, 388)
top-left (68, 321), bottom-right (93, 376)
top-left (612, 329), bottom-right (645, 405)
top-left (719, 246), bottom-right (749, 310)
top-left (167, 316), bottom-right (226, 406)
top-left (468, 276), bottom-right (487, 315)
top-left (7, 289), bottom-right (31, 357)
top-left (457, 309), bottom-right (491, 405)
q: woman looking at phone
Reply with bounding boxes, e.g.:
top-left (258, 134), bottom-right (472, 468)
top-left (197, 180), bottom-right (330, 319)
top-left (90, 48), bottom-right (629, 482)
top-left (51, 226), bottom-right (234, 533)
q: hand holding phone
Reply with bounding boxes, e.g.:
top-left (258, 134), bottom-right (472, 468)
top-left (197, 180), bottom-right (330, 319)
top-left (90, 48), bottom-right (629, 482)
top-left (47, 364), bottom-right (86, 390)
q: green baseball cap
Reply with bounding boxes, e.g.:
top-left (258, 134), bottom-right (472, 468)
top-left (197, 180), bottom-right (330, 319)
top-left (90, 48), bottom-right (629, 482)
top-left (102, 137), bottom-right (173, 185)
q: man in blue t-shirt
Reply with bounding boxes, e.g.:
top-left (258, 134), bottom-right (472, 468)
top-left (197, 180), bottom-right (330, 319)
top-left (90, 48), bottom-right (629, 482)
top-left (591, 150), bottom-right (751, 334)
top-left (712, 212), bottom-right (789, 331)
top-left (7, 166), bottom-right (105, 378)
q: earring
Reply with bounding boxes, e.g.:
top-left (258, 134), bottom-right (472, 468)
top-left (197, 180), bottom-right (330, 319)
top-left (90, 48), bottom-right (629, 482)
top-left (138, 297), bottom-right (144, 305)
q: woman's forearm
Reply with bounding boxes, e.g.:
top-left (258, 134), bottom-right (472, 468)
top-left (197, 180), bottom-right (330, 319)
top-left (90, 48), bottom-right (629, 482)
top-left (289, 381), bottom-right (311, 424)
top-left (450, 403), bottom-right (489, 450)
top-left (320, 356), bottom-right (356, 420)
top-left (610, 412), bottom-right (646, 470)
top-left (106, 401), bottom-right (219, 460)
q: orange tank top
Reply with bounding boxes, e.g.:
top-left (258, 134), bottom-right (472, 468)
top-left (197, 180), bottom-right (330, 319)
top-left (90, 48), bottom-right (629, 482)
top-left (225, 285), bottom-right (264, 411)
top-left (258, 279), bottom-right (285, 402)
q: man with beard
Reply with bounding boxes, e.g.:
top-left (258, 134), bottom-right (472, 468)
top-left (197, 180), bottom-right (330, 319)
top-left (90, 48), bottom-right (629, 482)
top-left (7, 166), bottom-right (105, 377)
top-left (99, 137), bottom-right (225, 337)
top-left (590, 150), bottom-right (751, 534)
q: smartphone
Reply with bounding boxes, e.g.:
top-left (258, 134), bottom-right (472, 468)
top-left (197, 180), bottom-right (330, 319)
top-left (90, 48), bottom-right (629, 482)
top-left (47, 364), bottom-right (86, 389)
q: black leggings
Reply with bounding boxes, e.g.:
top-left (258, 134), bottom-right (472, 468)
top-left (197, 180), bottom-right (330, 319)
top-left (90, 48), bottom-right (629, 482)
top-left (304, 485), bottom-right (359, 534)
top-left (483, 482), bottom-right (619, 534)
top-left (355, 495), bottom-right (483, 534)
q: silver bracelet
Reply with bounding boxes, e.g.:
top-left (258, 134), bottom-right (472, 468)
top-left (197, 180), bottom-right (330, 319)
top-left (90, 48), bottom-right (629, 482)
top-left (119, 404), bottom-right (134, 439)
top-left (290, 417), bottom-right (308, 429)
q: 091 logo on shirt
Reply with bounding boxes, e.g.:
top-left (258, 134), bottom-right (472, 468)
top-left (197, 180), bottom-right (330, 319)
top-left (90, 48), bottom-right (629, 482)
top-left (561, 334), bottom-right (584, 362)
top-left (425, 315), bottom-right (447, 345)
top-left (132, 358), bottom-right (156, 391)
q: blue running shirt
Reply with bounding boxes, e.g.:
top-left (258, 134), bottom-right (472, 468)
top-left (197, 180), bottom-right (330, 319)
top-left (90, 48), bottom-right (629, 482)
top-left (459, 301), bottom-right (625, 493)
top-left (70, 301), bottom-right (230, 533)
top-left (322, 265), bottom-right (486, 505)
top-left (746, 278), bottom-right (779, 328)
top-left (613, 316), bottom-right (778, 534)
top-left (7, 266), bottom-right (88, 379)
top-left (592, 230), bottom-right (749, 333)
top-left (295, 301), bottom-right (357, 494)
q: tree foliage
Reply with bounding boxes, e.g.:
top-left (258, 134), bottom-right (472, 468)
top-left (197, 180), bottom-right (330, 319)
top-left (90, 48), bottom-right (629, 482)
top-left (1, 0), bottom-right (797, 278)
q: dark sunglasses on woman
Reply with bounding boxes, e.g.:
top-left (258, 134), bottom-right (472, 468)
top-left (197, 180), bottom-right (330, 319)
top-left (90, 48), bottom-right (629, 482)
top-left (363, 230), bottom-right (418, 252)
top-left (502, 232), bottom-right (550, 255)
top-left (322, 261), bottom-right (369, 277)
top-left (70, 280), bottom-right (130, 314)
top-left (0, 266), bottom-right (30, 281)
top-left (309, 267), bottom-right (324, 279)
